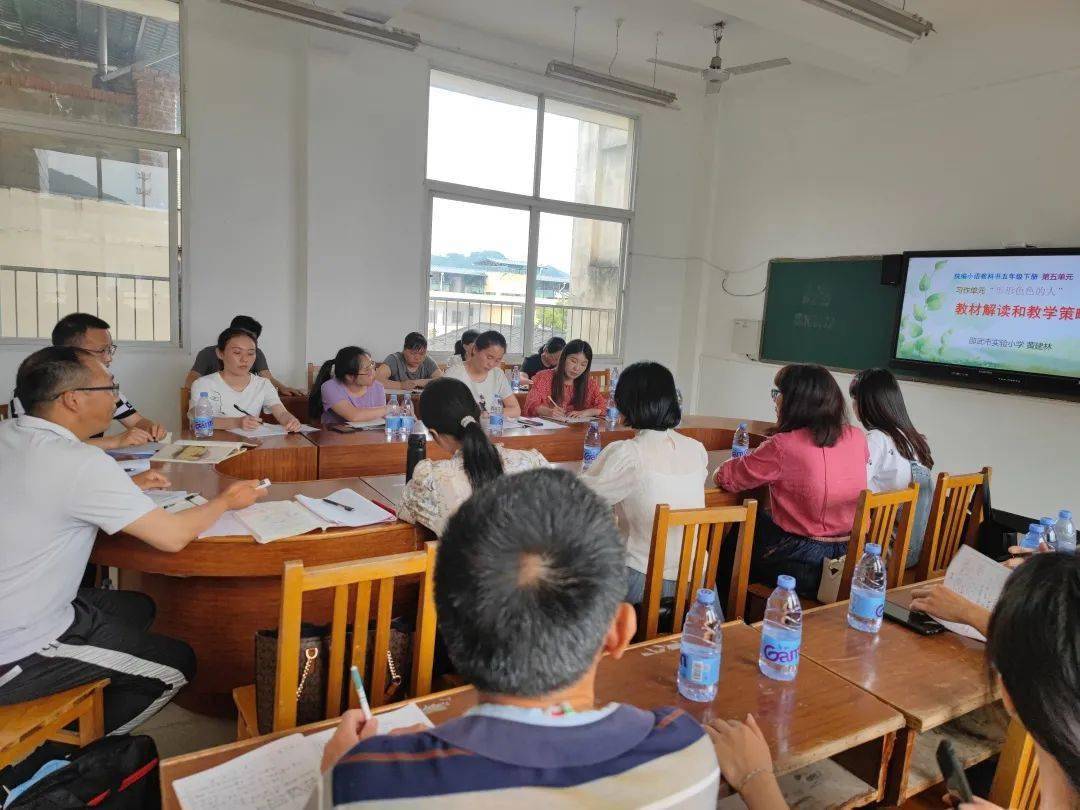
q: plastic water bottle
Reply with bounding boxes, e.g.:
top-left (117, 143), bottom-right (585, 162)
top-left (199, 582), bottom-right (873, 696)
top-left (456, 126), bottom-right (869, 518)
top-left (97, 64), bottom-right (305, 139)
top-left (677, 589), bottom-right (722, 702)
top-left (509, 366), bottom-right (521, 394)
top-left (477, 395), bottom-right (489, 433)
top-left (731, 422), bottom-right (750, 459)
top-left (759, 575), bottom-right (802, 681)
top-left (1055, 510), bottom-right (1076, 555)
top-left (398, 397), bottom-right (415, 440)
top-left (609, 366), bottom-right (619, 391)
top-left (192, 392), bottom-right (215, 438)
top-left (1039, 517), bottom-right (1058, 551)
top-left (605, 393), bottom-right (619, 428)
top-left (489, 396), bottom-right (504, 436)
top-left (847, 544), bottom-right (887, 634)
top-left (582, 420), bottom-right (602, 470)
top-left (385, 394), bottom-right (401, 440)
top-left (1020, 523), bottom-right (1045, 551)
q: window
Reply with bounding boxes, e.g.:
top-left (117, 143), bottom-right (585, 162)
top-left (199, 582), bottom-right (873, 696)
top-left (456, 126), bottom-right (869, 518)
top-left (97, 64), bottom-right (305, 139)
top-left (0, 0), bottom-right (183, 343)
top-left (425, 71), bottom-right (634, 358)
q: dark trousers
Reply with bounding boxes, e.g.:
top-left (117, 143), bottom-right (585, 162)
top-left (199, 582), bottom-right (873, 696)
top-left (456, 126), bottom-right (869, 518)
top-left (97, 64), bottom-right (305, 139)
top-left (0, 589), bottom-right (195, 735)
top-left (750, 512), bottom-right (848, 599)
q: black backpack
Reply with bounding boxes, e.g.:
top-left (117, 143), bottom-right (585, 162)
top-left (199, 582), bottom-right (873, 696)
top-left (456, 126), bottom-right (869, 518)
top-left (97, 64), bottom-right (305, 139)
top-left (6, 735), bottom-right (160, 809)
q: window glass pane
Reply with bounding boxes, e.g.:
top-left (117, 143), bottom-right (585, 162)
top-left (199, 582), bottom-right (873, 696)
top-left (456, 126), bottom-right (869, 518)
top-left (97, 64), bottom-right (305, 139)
top-left (0, 129), bottom-right (173, 340)
top-left (540, 100), bottom-right (633, 209)
top-left (427, 197), bottom-right (529, 355)
top-left (427, 71), bottom-right (536, 195)
top-left (534, 213), bottom-right (622, 355)
top-left (0, 0), bottom-right (181, 134)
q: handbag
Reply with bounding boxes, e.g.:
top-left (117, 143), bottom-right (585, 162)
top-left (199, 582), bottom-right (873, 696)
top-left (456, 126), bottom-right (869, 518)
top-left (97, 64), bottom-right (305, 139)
top-left (254, 619), bottom-right (413, 735)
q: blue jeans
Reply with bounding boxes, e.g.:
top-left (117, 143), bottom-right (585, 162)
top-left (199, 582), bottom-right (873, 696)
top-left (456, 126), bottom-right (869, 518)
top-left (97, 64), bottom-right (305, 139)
top-left (906, 462), bottom-right (934, 568)
top-left (750, 513), bottom-right (848, 599)
top-left (625, 567), bottom-right (677, 605)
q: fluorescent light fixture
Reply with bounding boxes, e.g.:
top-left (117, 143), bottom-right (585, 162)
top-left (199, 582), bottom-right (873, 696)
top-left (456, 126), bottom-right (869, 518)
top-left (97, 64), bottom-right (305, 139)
top-left (221, 0), bottom-right (421, 50)
top-left (798, 0), bottom-right (933, 42)
top-left (546, 61), bottom-right (677, 107)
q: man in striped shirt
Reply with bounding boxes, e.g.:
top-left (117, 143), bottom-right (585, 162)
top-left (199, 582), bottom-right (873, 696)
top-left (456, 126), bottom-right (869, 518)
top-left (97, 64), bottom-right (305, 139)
top-left (314, 468), bottom-right (722, 808)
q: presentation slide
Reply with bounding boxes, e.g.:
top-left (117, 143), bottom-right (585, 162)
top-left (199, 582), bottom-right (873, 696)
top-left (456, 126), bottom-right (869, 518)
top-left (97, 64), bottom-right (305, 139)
top-left (895, 254), bottom-right (1080, 379)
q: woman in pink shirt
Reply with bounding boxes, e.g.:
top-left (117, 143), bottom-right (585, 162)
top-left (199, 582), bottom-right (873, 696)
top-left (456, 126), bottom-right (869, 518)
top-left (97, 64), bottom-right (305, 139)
top-left (716, 364), bottom-right (868, 597)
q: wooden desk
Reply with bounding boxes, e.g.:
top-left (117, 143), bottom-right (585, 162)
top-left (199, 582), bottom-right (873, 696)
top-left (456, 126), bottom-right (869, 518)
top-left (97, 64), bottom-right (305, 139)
top-left (799, 582), bottom-right (1005, 804)
top-left (161, 625), bottom-right (903, 810)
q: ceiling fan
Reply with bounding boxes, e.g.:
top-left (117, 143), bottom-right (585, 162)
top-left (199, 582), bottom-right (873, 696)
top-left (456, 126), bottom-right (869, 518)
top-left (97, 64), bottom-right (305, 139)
top-left (648, 22), bottom-right (790, 94)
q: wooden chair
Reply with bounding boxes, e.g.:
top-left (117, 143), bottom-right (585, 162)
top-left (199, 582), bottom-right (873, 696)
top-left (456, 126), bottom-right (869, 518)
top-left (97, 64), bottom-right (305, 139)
top-left (989, 718), bottom-right (1041, 809)
top-left (641, 500), bottom-right (757, 640)
top-left (915, 467), bottom-right (991, 582)
top-left (837, 484), bottom-right (920, 600)
top-left (233, 543), bottom-right (439, 739)
top-left (0, 402), bottom-right (8, 420)
top-left (590, 368), bottom-right (612, 392)
top-left (0, 679), bottom-right (108, 769)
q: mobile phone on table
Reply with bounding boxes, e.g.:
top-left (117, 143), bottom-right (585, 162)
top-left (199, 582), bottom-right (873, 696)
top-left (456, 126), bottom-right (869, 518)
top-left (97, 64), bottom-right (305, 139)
top-left (882, 601), bottom-right (945, 636)
top-left (329, 424), bottom-right (359, 434)
top-left (936, 740), bottom-right (974, 803)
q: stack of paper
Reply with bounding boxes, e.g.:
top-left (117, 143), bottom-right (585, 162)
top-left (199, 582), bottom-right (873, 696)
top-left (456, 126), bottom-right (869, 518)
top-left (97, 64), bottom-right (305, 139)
top-left (149, 491), bottom-right (210, 513)
top-left (228, 424), bottom-right (319, 439)
top-left (233, 501), bottom-right (333, 544)
top-left (199, 489), bottom-right (395, 542)
top-left (346, 418), bottom-right (385, 429)
top-left (172, 703), bottom-right (433, 810)
top-left (295, 488), bottom-right (396, 528)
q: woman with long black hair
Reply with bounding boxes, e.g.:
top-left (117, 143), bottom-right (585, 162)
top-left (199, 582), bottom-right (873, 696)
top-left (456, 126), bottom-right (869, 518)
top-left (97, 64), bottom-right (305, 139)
top-left (398, 378), bottom-right (548, 535)
top-left (849, 368), bottom-right (935, 566)
top-left (308, 346), bottom-right (387, 426)
top-left (446, 329), bottom-right (479, 370)
top-left (522, 339), bottom-right (605, 419)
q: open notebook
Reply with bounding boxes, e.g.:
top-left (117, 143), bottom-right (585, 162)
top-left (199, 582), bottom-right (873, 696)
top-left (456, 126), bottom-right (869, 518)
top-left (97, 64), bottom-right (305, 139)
top-left (173, 703), bottom-right (432, 810)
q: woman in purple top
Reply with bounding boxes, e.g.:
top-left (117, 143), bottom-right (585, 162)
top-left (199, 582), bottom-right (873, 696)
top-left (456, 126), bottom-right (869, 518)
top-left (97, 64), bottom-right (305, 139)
top-left (308, 346), bottom-right (388, 426)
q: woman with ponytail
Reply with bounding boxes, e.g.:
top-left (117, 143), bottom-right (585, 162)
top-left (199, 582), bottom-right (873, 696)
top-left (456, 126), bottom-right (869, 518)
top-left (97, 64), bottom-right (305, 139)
top-left (399, 378), bottom-right (548, 535)
top-left (309, 346), bottom-right (387, 426)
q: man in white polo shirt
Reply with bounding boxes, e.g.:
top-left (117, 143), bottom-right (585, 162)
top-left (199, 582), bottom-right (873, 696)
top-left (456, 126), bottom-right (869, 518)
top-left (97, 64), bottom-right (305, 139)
top-left (0, 346), bottom-right (265, 739)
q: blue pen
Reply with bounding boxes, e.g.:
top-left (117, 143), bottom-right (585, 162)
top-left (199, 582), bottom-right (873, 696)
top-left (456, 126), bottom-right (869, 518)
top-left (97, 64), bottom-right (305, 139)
top-left (349, 665), bottom-right (372, 721)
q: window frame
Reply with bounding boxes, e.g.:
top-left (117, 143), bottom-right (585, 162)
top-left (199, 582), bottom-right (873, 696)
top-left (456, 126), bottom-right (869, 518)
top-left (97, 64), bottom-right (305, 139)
top-left (0, 1), bottom-right (187, 350)
top-left (422, 67), bottom-right (638, 361)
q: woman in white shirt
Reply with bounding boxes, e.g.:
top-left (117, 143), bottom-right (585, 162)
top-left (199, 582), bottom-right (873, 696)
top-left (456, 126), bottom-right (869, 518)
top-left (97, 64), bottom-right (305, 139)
top-left (399, 378), bottom-right (547, 535)
top-left (442, 330), bottom-right (521, 419)
top-left (188, 327), bottom-right (301, 432)
top-left (580, 361), bottom-right (708, 604)
top-left (849, 368), bottom-right (934, 567)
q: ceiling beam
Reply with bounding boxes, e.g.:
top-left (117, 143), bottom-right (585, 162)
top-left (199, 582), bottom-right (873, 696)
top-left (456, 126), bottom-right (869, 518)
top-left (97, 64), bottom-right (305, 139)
top-left (133, 15), bottom-right (147, 59)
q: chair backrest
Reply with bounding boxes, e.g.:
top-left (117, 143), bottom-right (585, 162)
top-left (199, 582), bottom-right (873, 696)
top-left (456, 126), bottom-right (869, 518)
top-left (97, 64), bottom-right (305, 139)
top-left (838, 484), bottom-right (920, 599)
top-left (590, 368), bottom-right (611, 392)
top-left (642, 500), bottom-right (758, 639)
top-left (0, 402), bottom-right (8, 421)
top-left (915, 466), bottom-right (991, 582)
top-left (179, 387), bottom-right (190, 430)
top-left (989, 718), bottom-right (1041, 809)
top-left (307, 362), bottom-right (318, 390)
top-left (272, 542), bottom-right (439, 732)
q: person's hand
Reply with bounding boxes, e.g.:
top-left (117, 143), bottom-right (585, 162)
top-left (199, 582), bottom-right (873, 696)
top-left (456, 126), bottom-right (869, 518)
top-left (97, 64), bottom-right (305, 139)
top-left (117, 427), bottom-right (153, 447)
top-left (704, 714), bottom-right (775, 792)
top-left (280, 386), bottom-right (305, 397)
top-left (219, 480), bottom-right (265, 511)
top-left (144, 421), bottom-right (168, 441)
top-left (909, 584), bottom-right (981, 625)
top-left (241, 416), bottom-right (262, 430)
top-left (133, 470), bottom-right (171, 491)
top-left (320, 710), bottom-right (378, 773)
top-left (283, 416), bottom-right (302, 433)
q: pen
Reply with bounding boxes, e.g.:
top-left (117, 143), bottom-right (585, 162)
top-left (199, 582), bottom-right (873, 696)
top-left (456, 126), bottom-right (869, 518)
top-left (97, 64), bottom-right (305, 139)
top-left (322, 497), bottom-right (354, 512)
top-left (372, 499), bottom-right (397, 517)
top-left (185, 493), bottom-right (200, 503)
top-left (350, 665), bottom-right (373, 721)
top-left (234, 404), bottom-right (263, 423)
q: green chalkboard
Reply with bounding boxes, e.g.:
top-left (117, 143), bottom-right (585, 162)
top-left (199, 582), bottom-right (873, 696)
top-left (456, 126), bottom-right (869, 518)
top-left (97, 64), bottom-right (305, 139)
top-left (759, 258), bottom-right (900, 372)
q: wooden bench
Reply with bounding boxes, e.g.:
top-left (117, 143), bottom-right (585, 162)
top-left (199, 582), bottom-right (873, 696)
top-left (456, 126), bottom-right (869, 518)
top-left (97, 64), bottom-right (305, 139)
top-left (0, 679), bottom-right (109, 769)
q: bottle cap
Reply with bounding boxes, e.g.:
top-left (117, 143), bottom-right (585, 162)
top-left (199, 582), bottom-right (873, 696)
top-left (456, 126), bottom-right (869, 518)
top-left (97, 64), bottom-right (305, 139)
top-left (777, 574), bottom-right (796, 590)
top-left (1040, 517), bottom-right (1055, 527)
top-left (865, 543), bottom-right (882, 556)
top-left (1029, 523), bottom-right (1044, 534)
top-left (696, 588), bottom-right (716, 605)
top-left (410, 420), bottom-right (427, 436)
top-left (199, 392), bottom-right (208, 397)
top-left (1061, 510), bottom-right (1073, 520)
top-left (738, 422), bottom-right (747, 429)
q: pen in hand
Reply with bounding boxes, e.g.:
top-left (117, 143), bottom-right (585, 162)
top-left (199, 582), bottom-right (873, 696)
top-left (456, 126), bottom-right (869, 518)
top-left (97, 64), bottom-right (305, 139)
top-left (350, 665), bottom-right (373, 721)
top-left (234, 404), bottom-right (263, 424)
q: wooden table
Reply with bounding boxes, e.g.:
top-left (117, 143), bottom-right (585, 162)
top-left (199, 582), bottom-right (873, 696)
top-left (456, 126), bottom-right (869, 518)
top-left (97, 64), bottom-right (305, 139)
top-left (799, 582), bottom-right (1005, 804)
top-left (161, 625), bottom-right (904, 810)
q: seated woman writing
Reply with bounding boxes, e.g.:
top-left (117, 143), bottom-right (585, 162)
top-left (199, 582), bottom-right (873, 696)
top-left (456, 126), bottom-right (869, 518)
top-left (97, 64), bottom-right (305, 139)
top-left (188, 327), bottom-right (301, 432)
top-left (443, 330), bottom-right (521, 419)
top-left (715, 363), bottom-right (867, 598)
top-left (309, 346), bottom-right (388, 427)
top-left (399, 378), bottom-right (547, 535)
top-left (522, 339), bottom-right (605, 419)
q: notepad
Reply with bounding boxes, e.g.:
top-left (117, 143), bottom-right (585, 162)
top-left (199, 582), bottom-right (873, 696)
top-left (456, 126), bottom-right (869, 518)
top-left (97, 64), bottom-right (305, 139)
top-left (151, 440), bottom-right (248, 465)
top-left (173, 703), bottom-right (434, 810)
top-left (228, 424), bottom-right (319, 439)
top-left (938, 545), bottom-right (1010, 641)
top-left (542, 413), bottom-right (594, 425)
top-left (105, 441), bottom-right (168, 459)
top-left (294, 489), bottom-right (396, 528)
top-left (232, 501), bottom-right (333, 544)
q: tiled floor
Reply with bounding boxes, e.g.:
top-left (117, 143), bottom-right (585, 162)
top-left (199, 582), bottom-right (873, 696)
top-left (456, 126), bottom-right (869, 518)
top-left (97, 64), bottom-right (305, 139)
top-left (137, 704), bottom-right (235, 759)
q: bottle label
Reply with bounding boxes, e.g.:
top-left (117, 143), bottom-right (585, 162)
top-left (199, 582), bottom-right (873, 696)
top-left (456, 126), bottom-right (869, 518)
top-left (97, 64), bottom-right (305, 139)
top-left (849, 590), bottom-right (885, 621)
top-left (192, 416), bottom-right (213, 435)
top-left (400, 416), bottom-right (414, 433)
top-left (489, 413), bottom-right (504, 430)
top-left (730, 445), bottom-right (748, 459)
top-left (679, 651), bottom-right (720, 686)
top-left (760, 631), bottom-right (800, 666)
top-left (386, 416), bottom-right (401, 433)
top-left (582, 445), bottom-right (601, 469)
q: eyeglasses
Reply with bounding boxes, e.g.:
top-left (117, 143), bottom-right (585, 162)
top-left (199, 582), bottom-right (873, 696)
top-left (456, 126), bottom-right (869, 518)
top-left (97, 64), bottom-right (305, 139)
top-left (770, 388), bottom-right (781, 401)
top-left (49, 384), bottom-right (121, 401)
top-left (86, 345), bottom-right (117, 358)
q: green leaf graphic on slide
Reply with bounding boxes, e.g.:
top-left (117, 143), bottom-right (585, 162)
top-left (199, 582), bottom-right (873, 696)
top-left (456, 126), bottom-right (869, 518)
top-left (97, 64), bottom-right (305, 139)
top-left (913, 303), bottom-right (927, 321)
top-left (935, 260), bottom-right (948, 270)
top-left (940, 329), bottom-right (952, 346)
top-left (908, 323), bottom-right (923, 338)
top-left (925, 293), bottom-right (943, 311)
top-left (919, 273), bottom-right (931, 292)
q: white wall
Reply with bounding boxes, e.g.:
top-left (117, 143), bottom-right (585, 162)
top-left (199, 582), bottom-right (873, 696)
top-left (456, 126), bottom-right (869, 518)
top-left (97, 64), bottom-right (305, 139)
top-left (692, 0), bottom-right (1080, 516)
top-left (0, 0), bottom-right (704, 427)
